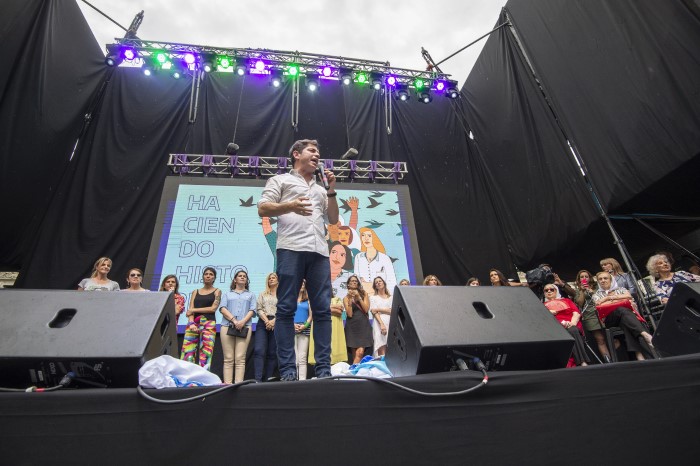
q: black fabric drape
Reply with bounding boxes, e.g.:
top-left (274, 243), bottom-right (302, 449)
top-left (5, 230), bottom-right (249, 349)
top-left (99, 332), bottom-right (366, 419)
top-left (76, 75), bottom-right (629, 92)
top-left (505, 0), bottom-right (700, 214)
top-left (0, 0), bottom-right (104, 268)
top-left (461, 12), bottom-right (600, 275)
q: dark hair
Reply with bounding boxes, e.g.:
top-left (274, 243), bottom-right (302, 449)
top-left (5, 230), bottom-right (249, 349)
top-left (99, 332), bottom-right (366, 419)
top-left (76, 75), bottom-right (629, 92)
top-left (345, 274), bottom-right (366, 299)
top-left (289, 139), bottom-right (319, 168)
top-left (372, 276), bottom-right (391, 297)
top-left (159, 274), bottom-right (179, 294)
top-left (329, 241), bottom-right (353, 271)
top-left (489, 269), bottom-right (509, 286)
top-left (466, 277), bottom-right (480, 286)
top-left (230, 270), bottom-right (250, 291)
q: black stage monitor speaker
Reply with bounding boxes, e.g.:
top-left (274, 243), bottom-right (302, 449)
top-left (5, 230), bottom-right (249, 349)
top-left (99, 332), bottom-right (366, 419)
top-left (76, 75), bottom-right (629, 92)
top-left (0, 290), bottom-right (177, 388)
top-left (652, 282), bottom-right (700, 356)
top-left (385, 286), bottom-right (574, 376)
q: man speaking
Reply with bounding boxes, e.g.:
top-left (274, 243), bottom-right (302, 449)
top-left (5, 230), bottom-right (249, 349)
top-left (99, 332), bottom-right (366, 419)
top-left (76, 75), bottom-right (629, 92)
top-left (258, 139), bottom-right (339, 380)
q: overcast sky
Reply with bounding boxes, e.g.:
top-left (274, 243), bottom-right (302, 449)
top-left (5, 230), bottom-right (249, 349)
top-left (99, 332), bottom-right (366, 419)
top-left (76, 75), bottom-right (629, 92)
top-left (78, 0), bottom-right (505, 85)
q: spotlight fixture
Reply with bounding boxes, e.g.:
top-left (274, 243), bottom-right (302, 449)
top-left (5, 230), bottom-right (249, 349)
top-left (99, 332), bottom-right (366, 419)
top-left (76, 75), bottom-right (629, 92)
top-left (395, 84), bottom-right (410, 101)
top-left (339, 68), bottom-right (353, 85)
top-left (356, 72), bottom-right (368, 84)
top-left (170, 60), bottom-right (187, 79)
top-left (183, 53), bottom-right (196, 66)
top-left (435, 81), bottom-right (446, 92)
top-left (370, 72), bottom-right (383, 90)
top-left (104, 45), bottom-right (121, 67)
top-left (305, 73), bottom-right (320, 91)
top-left (218, 56), bottom-right (232, 70)
top-left (418, 90), bottom-right (432, 104)
top-left (201, 54), bottom-right (216, 73)
top-left (287, 64), bottom-right (300, 77)
top-left (446, 80), bottom-right (460, 99)
top-left (142, 64), bottom-right (154, 76)
top-left (414, 78), bottom-right (429, 90)
top-left (321, 66), bottom-right (333, 78)
top-left (270, 69), bottom-right (283, 87)
top-left (254, 60), bottom-right (266, 73)
top-left (235, 63), bottom-right (247, 76)
top-left (123, 48), bottom-right (137, 61)
top-left (154, 51), bottom-right (168, 66)
top-left (386, 75), bottom-right (397, 87)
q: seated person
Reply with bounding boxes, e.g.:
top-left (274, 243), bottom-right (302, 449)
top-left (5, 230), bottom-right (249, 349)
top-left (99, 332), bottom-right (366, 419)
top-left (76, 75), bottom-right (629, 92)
top-left (646, 254), bottom-right (700, 305)
top-left (543, 285), bottom-right (589, 367)
top-left (593, 271), bottom-right (654, 361)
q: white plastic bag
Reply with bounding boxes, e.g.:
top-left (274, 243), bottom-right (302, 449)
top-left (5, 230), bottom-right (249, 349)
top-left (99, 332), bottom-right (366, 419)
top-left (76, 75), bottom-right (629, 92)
top-left (138, 355), bottom-right (222, 388)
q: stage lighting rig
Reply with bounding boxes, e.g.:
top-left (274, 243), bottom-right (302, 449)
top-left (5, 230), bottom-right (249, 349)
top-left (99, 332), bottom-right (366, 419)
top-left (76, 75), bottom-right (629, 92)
top-left (270, 69), bottom-right (283, 87)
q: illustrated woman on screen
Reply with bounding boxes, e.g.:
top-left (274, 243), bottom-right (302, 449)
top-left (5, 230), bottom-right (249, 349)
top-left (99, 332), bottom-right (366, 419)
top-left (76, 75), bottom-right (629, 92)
top-left (353, 227), bottom-right (397, 296)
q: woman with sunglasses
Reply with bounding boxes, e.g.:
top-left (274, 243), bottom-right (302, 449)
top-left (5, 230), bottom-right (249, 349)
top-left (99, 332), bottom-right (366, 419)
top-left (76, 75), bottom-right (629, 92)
top-left (543, 285), bottom-right (590, 366)
top-left (123, 268), bottom-right (148, 291)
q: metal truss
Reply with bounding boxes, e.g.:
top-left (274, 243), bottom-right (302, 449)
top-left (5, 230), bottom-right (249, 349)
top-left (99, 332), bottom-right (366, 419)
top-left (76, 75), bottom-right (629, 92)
top-left (110, 38), bottom-right (452, 86)
top-left (167, 154), bottom-right (407, 183)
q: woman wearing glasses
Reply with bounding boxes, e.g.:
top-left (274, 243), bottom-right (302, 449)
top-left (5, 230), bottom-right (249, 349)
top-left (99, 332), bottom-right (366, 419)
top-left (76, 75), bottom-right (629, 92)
top-left (123, 268), bottom-right (148, 291)
top-left (543, 285), bottom-right (590, 367)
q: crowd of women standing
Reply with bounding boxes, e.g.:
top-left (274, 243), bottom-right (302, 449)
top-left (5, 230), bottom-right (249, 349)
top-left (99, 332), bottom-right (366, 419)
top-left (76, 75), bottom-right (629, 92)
top-left (75, 249), bottom-right (699, 378)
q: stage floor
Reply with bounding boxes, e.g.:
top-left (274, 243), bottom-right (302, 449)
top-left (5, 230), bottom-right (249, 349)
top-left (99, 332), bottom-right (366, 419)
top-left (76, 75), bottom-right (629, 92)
top-left (2, 353), bottom-right (699, 465)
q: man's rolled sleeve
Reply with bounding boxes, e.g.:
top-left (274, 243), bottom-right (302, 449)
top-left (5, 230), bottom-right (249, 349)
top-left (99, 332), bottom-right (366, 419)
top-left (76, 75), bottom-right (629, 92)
top-left (258, 176), bottom-right (282, 207)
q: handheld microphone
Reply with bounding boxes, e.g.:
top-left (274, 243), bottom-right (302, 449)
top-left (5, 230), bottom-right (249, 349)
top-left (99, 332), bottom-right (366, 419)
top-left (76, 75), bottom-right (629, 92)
top-left (316, 166), bottom-right (330, 190)
top-left (340, 148), bottom-right (359, 160)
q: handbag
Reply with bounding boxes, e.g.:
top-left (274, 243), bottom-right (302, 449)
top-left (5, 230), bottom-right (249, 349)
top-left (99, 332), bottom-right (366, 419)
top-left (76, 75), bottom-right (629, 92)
top-left (226, 325), bottom-right (249, 338)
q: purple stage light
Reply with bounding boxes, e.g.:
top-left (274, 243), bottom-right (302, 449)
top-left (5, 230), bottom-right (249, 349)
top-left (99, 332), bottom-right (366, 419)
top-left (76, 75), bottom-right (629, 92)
top-left (322, 66), bottom-right (332, 77)
top-left (386, 76), bottom-right (396, 86)
top-left (436, 81), bottom-right (446, 91)
top-left (184, 53), bottom-right (196, 65)
top-left (123, 48), bottom-right (136, 60)
top-left (255, 60), bottom-right (266, 71)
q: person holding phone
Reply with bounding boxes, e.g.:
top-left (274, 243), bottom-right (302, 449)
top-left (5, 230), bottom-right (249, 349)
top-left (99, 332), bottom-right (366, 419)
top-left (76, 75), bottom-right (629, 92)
top-left (574, 270), bottom-right (611, 362)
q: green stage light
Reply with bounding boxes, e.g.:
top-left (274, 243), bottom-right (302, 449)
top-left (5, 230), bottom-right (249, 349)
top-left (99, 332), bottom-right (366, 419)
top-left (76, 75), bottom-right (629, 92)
top-left (414, 79), bottom-right (425, 89)
top-left (356, 73), bottom-right (367, 84)
top-left (219, 56), bottom-right (232, 70)
top-left (287, 65), bottom-right (299, 77)
top-left (155, 51), bottom-right (168, 64)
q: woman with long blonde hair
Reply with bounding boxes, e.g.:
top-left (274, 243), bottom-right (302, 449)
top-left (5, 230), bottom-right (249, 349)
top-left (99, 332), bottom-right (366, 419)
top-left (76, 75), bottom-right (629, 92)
top-left (353, 227), bottom-right (397, 295)
top-left (253, 272), bottom-right (279, 382)
top-left (77, 257), bottom-right (120, 291)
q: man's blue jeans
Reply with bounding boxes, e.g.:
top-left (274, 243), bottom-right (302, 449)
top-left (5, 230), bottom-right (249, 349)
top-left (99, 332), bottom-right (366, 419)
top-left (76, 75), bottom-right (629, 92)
top-left (275, 249), bottom-right (332, 378)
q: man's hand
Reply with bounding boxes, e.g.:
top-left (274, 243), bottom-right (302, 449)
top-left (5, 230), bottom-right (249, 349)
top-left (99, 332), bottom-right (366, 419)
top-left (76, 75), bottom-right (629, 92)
top-left (289, 197), bottom-right (313, 216)
top-left (325, 169), bottom-right (337, 191)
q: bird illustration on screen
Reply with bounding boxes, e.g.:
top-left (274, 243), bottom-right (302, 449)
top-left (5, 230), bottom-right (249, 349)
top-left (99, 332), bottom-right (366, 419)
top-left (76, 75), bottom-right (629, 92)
top-left (239, 196), bottom-right (254, 207)
top-left (367, 198), bottom-right (382, 208)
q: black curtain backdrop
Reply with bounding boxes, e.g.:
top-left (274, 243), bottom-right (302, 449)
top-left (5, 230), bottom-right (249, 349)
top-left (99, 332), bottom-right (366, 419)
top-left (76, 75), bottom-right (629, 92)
top-left (0, 0), bottom-right (104, 269)
top-left (505, 0), bottom-right (700, 215)
top-left (3, 0), bottom-right (700, 287)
